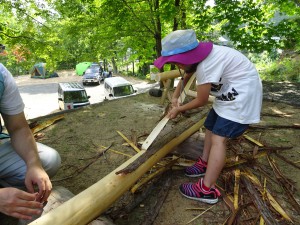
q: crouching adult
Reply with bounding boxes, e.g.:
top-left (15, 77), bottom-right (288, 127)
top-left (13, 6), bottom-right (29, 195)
top-left (0, 44), bottom-right (61, 220)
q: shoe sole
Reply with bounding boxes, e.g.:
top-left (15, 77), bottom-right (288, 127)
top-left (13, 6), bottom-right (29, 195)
top-left (179, 189), bottom-right (219, 204)
top-left (185, 173), bottom-right (205, 178)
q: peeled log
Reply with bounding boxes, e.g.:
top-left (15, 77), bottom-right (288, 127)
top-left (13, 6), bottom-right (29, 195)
top-left (30, 106), bottom-right (209, 225)
top-left (155, 69), bottom-right (183, 81)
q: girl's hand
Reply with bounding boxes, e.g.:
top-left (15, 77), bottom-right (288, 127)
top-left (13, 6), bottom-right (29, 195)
top-left (167, 106), bottom-right (180, 119)
top-left (171, 98), bottom-right (180, 108)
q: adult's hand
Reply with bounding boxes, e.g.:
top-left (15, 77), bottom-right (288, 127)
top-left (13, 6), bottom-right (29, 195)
top-left (25, 165), bottom-right (52, 203)
top-left (0, 187), bottom-right (43, 220)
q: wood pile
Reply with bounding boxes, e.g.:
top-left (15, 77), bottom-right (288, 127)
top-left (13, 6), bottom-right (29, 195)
top-left (106, 112), bottom-right (300, 225)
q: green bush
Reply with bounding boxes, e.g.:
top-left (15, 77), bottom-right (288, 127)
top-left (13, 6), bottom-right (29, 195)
top-left (259, 57), bottom-right (300, 82)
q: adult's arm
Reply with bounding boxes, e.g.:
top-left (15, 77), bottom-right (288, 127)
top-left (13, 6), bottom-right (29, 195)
top-left (2, 112), bottom-right (52, 202)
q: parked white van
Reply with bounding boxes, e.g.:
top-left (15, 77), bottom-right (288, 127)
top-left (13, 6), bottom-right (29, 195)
top-left (104, 77), bottom-right (137, 100)
top-left (58, 82), bottom-right (90, 110)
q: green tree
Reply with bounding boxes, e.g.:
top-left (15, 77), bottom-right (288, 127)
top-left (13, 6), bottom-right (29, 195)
top-left (1, 0), bottom-right (299, 78)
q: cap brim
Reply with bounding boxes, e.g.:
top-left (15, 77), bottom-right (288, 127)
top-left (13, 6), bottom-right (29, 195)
top-left (154, 42), bottom-right (213, 69)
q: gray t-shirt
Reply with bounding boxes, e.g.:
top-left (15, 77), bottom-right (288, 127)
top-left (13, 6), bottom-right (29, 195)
top-left (0, 63), bottom-right (24, 116)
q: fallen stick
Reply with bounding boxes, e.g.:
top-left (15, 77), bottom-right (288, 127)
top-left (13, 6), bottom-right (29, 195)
top-left (241, 175), bottom-right (280, 225)
top-left (224, 202), bottom-right (252, 225)
top-left (274, 152), bottom-right (300, 170)
top-left (185, 205), bottom-right (215, 225)
top-left (224, 145), bottom-right (294, 170)
top-left (250, 124), bottom-right (300, 130)
top-left (267, 155), bottom-right (300, 214)
top-left (261, 112), bottom-right (294, 118)
top-left (101, 145), bottom-right (133, 158)
top-left (255, 164), bottom-right (279, 185)
top-left (243, 169), bottom-right (293, 223)
top-left (243, 134), bottom-right (264, 147)
top-left (117, 130), bottom-right (141, 153)
top-left (130, 157), bottom-right (178, 193)
top-left (30, 115), bottom-right (64, 134)
top-left (52, 144), bottom-right (112, 182)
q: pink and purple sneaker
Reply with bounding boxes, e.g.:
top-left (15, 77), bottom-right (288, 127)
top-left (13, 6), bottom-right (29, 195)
top-left (179, 178), bottom-right (221, 204)
top-left (185, 157), bottom-right (207, 177)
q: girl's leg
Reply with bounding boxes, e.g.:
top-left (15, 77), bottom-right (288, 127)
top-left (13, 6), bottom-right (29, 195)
top-left (184, 129), bottom-right (213, 177)
top-left (201, 129), bottom-right (213, 162)
top-left (203, 133), bottom-right (227, 188)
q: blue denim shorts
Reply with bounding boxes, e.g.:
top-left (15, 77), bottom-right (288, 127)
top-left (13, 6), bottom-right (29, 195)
top-left (204, 108), bottom-right (249, 138)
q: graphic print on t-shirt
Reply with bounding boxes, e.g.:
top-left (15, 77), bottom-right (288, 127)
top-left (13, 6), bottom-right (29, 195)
top-left (211, 83), bottom-right (223, 92)
top-left (216, 87), bottom-right (239, 101)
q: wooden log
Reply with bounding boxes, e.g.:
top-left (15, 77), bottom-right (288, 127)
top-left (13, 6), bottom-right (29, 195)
top-left (160, 79), bottom-right (171, 105)
top-left (154, 69), bottom-right (183, 82)
top-left (107, 178), bottom-right (156, 220)
top-left (19, 186), bottom-right (114, 225)
top-left (140, 172), bottom-right (172, 225)
top-left (187, 90), bottom-right (215, 103)
top-left (29, 107), bottom-right (209, 225)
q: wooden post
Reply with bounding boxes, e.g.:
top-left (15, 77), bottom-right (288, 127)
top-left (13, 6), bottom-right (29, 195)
top-left (154, 70), bottom-right (183, 82)
top-left (160, 79), bottom-right (172, 105)
top-left (29, 116), bottom-right (207, 225)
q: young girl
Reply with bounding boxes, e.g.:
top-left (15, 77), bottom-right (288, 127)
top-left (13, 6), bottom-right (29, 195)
top-left (154, 29), bottom-right (262, 204)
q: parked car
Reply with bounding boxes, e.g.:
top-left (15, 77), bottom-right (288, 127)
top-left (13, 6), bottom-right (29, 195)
top-left (104, 77), bottom-right (137, 100)
top-left (82, 68), bottom-right (102, 85)
top-left (89, 62), bottom-right (100, 70)
top-left (58, 82), bottom-right (90, 110)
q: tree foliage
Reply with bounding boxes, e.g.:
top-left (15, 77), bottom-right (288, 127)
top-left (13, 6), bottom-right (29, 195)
top-left (0, 0), bottom-right (299, 76)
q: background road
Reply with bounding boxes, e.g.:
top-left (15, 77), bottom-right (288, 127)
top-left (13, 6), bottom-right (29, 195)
top-left (15, 71), bottom-right (158, 119)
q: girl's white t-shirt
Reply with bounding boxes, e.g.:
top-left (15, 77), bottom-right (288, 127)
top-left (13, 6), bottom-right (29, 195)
top-left (195, 45), bottom-right (262, 124)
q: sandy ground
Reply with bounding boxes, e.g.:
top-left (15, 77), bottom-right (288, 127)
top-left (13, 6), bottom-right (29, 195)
top-left (1, 74), bottom-right (300, 225)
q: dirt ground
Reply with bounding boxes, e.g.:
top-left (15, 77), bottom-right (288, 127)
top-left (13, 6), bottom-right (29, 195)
top-left (1, 75), bottom-right (300, 225)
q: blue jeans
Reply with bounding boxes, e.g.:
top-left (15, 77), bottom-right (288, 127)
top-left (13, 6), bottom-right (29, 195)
top-left (204, 108), bottom-right (249, 138)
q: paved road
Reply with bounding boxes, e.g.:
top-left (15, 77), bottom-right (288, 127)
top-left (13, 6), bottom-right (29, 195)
top-left (15, 73), bottom-right (158, 120)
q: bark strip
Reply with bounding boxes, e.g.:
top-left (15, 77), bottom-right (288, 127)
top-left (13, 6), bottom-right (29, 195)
top-left (241, 176), bottom-right (280, 225)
